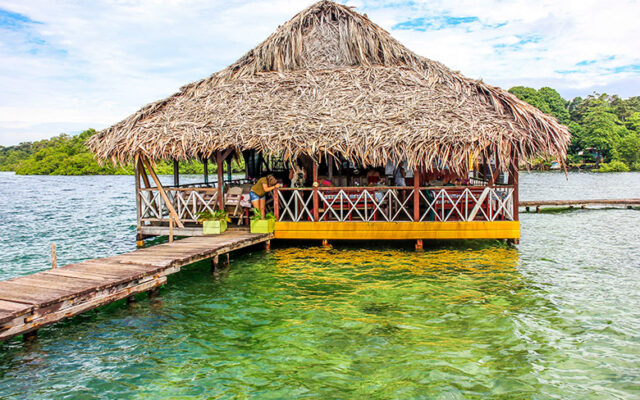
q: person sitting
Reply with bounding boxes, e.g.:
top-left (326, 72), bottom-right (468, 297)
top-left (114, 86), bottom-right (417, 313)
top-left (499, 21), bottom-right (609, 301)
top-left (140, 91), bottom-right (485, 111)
top-left (366, 168), bottom-right (381, 185)
top-left (393, 165), bottom-right (406, 186)
top-left (250, 175), bottom-right (280, 218)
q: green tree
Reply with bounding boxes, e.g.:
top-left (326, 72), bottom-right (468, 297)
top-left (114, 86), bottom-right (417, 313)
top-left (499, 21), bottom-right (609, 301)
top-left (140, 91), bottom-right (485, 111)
top-left (508, 86), bottom-right (552, 114)
top-left (538, 87), bottom-right (570, 124)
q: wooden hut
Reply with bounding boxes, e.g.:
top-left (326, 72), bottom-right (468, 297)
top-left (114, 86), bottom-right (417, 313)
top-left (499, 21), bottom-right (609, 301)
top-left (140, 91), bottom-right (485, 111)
top-left (88, 0), bottom-right (570, 246)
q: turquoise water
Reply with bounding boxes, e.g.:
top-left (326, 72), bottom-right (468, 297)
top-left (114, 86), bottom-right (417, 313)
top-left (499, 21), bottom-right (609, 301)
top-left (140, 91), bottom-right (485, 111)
top-left (0, 171), bottom-right (639, 399)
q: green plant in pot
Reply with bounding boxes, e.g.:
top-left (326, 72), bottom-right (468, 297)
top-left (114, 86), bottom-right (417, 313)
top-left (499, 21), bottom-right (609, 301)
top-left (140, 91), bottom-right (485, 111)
top-left (197, 209), bottom-right (230, 235)
top-left (250, 208), bottom-right (276, 233)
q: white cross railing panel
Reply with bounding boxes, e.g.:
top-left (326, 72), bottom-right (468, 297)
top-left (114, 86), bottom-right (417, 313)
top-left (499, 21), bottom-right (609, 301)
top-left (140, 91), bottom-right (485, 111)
top-left (276, 186), bottom-right (515, 223)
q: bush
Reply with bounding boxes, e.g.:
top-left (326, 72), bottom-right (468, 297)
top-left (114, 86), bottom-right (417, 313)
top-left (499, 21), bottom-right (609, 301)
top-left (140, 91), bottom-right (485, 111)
top-left (597, 160), bottom-right (630, 172)
top-left (631, 162), bottom-right (640, 171)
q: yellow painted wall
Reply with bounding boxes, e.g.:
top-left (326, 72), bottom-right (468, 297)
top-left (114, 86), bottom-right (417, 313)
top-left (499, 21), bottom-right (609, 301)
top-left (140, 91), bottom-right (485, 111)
top-left (274, 221), bottom-right (520, 240)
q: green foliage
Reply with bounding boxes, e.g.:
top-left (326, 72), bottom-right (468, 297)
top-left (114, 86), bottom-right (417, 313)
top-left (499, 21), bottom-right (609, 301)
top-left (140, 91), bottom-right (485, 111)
top-left (509, 86), bottom-right (552, 114)
top-left (510, 88), bottom-right (640, 171)
top-left (196, 209), bottom-right (230, 222)
top-left (612, 133), bottom-right (640, 166)
top-left (250, 208), bottom-right (276, 221)
top-left (0, 129), bottom-right (244, 175)
top-left (597, 160), bottom-right (630, 172)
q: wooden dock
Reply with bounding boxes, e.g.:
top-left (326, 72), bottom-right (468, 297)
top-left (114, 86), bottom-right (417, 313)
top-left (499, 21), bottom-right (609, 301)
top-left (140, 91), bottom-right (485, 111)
top-left (520, 198), bottom-right (640, 212)
top-left (0, 230), bottom-right (272, 342)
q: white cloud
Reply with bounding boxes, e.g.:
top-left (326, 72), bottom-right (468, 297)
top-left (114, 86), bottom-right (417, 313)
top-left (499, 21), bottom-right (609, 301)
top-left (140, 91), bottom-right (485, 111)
top-left (0, 0), bottom-right (638, 145)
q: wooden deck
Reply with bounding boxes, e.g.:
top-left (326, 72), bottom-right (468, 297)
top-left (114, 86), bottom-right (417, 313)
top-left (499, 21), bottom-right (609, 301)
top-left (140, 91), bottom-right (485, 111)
top-left (0, 230), bottom-right (272, 342)
top-left (520, 198), bottom-right (640, 212)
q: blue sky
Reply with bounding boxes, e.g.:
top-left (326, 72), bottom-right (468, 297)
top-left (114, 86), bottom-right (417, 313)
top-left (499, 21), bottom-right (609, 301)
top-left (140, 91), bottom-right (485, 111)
top-left (0, 0), bottom-right (639, 146)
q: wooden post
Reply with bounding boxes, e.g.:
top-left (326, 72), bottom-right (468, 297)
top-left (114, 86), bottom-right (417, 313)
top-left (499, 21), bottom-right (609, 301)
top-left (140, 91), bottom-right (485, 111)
top-left (51, 243), bottom-right (57, 269)
top-left (173, 159), bottom-right (180, 186)
top-left (169, 218), bottom-right (174, 243)
top-left (415, 239), bottom-right (423, 251)
top-left (211, 255), bottom-right (219, 273)
top-left (322, 239), bottom-right (330, 248)
top-left (413, 167), bottom-right (420, 222)
top-left (141, 156), bottom-right (184, 228)
top-left (135, 157), bottom-right (142, 232)
top-left (313, 161), bottom-right (319, 221)
top-left (512, 154), bottom-right (519, 222)
top-left (203, 156), bottom-right (209, 185)
top-left (23, 330), bottom-right (38, 341)
top-left (265, 240), bottom-right (271, 252)
top-left (217, 151), bottom-right (224, 210)
top-left (227, 157), bottom-right (233, 182)
top-left (274, 188), bottom-right (280, 220)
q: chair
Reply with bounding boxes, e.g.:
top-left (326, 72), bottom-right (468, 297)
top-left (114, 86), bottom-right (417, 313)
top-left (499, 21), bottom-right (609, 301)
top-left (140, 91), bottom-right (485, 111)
top-left (225, 187), bottom-right (245, 225)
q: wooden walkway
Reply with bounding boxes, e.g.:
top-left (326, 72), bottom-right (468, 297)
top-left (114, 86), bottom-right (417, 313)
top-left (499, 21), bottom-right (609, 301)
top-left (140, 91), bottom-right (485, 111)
top-left (0, 230), bottom-right (272, 342)
top-left (520, 198), bottom-right (640, 212)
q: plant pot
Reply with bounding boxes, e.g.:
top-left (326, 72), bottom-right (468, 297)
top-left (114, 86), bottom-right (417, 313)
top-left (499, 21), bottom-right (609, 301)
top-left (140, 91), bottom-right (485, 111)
top-left (250, 219), bottom-right (275, 233)
top-left (203, 220), bottom-right (227, 235)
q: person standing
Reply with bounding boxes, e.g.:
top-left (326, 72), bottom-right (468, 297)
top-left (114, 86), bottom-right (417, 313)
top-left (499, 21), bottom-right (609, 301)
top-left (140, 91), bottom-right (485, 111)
top-left (250, 175), bottom-right (280, 218)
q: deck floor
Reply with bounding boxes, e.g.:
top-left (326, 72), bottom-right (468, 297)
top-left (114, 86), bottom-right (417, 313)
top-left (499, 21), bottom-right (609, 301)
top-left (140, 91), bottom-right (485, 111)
top-left (0, 230), bottom-right (272, 341)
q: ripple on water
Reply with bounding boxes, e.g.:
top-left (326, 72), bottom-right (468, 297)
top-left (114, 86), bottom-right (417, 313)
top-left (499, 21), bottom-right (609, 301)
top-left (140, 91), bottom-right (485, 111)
top-left (0, 171), bottom-right (639, 399)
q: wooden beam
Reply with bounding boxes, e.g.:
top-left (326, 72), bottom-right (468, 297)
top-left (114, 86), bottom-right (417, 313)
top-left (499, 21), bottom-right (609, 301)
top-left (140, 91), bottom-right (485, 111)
top-left (203, 155), bottom-right (209, 184)
top-left (217, 151), bottom-right (224, 210)
top-left (141, 156), bottom-right (184, 228)
top-left (134, 157), bottom-right (142, 230)
top-left (312, 161), bottom-right (319, 221)
top-left (510, 154), bottom-right (519, 221)
top-left (137, 158), bottom-right (151, 189)
top-left (413, 167), bottom-right (420, 222)
top-left (173, 159), bottom-right (179, 187)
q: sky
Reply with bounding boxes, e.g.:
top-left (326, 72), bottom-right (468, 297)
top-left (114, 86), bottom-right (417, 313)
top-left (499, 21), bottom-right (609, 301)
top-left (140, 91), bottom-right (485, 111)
top-left (0, 0), bottom-right (639, 146)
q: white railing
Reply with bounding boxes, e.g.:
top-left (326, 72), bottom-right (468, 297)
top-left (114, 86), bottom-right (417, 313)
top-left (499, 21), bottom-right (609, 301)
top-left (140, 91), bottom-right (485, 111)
top-left (275, 186), bottom-right (514, 223)
top-left (139, 187), bottom-right (219, 223)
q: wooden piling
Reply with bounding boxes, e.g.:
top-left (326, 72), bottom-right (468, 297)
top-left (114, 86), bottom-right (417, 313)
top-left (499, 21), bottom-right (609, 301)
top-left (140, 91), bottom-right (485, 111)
top-left (51, 243), bottom-right (57, 269)
top-left (415, 239), bottom-right (423, 251)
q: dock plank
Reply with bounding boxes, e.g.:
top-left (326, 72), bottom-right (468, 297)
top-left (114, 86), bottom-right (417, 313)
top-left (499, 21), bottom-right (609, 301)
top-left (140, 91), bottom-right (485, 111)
top-left (0, 231), bottom-right (272, 341)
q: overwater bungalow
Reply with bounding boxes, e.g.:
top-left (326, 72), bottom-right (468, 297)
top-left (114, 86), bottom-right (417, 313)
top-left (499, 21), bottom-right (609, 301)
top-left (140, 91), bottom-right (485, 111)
top-left (88, 1), bottom-right (570, 247)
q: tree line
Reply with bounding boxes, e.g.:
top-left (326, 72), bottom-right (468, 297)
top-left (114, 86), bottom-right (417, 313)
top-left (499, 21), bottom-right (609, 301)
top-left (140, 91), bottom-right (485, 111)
top-left (508, 87), bottom-right (640, 171)
top-left (0, 129), bottom-right (241, 175)
top-left (1, 88), bottom-right (639, 175)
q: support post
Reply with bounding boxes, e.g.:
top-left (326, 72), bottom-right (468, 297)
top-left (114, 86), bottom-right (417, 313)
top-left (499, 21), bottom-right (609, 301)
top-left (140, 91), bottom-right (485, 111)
top-left (265, 240), bottom-right (271, 252)
top-left (512, 154), bottom-right (519, 222)
top-left (322, 239), bottom-right (330, 248)
top-left (135, 156), bottom-right (142, 231)
top-left (173, 159), bottom-right (180, 186)
top-left (415, 239), bottom-right (423, 251)
top-left (136, 233), bottom-right (145, 248)
top-left (274, 188), bottom-right (280, 220)
top-left (211, 255), bottom-right (219, 273)
top-left (51, 242), bottom-right (57, 269)
top-left (141, 156), bottom-right (184, 228)
top-left (217, 151), bottom-right (224, 210)
top-left (23, 330), bottom-right (38, 341)
top-left (169, 218), bottom-right (174, 243)
top-left (313, 161), bottom-right (319, 221)
top-left (413, 167), bottom-right (420, 222)
top-left (203, 155), bottom-right (209, 185)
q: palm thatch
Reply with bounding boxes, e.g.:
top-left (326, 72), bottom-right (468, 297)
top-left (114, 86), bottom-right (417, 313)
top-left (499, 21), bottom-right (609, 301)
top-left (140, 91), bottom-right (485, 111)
top-left (88, 0), bottom-right (570, 173)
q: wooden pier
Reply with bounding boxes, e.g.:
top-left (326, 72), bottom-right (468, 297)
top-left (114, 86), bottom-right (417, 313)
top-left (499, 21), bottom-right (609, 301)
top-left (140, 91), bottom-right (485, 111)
top-left (0, 230), bottom-right (272, 342)
top-left (520, 198), bottom-right (640, 212)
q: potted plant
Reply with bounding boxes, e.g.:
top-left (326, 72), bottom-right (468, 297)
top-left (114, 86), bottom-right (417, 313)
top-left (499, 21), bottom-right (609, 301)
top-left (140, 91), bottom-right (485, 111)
top-left (197, 210), bottom-right (230, 235)
top-left (250, 208), bottom-right (276, 233)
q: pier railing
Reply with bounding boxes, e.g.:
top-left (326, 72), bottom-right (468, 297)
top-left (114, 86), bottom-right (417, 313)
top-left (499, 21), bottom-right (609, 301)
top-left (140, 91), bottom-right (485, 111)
top-left (139, 187), bottom-right (219, 224)
top-left (275, 186), bottom-right (515, 222)
top-left (138, 185), bottom-right (515, 226)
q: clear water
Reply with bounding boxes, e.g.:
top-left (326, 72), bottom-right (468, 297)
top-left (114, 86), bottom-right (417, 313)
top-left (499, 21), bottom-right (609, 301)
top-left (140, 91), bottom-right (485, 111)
top-left (0, 171), bottom-right (639, 399)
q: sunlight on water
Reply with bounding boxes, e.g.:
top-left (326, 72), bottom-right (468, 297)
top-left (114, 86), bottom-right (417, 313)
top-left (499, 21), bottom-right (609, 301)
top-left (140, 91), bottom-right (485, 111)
top-left (0, 171), bottom-right (639, 399)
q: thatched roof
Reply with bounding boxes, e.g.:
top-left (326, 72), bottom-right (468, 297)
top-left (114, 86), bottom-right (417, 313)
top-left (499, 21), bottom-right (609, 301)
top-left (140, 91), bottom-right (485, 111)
top-left (88, 0), bottom-right (570, 172)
